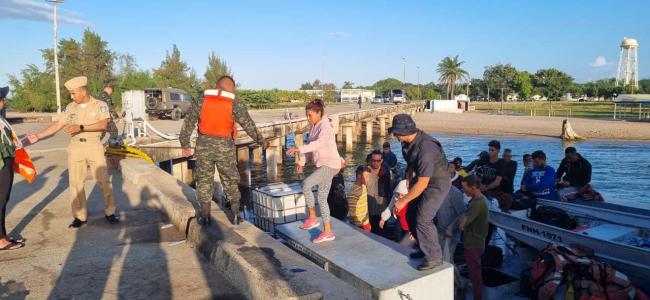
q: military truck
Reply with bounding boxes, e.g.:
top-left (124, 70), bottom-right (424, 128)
top-left (144, 87), bottom-right (192, 120)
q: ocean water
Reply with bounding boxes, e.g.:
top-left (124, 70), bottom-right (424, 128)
top-left (242, 134), bottom-right (650, 210)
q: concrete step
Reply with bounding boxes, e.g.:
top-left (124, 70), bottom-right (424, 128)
top-left (276, 219), bottom-right (454, 300)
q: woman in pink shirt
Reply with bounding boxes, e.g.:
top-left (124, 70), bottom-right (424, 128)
top-left (287, 99), bottom-right (343, 243)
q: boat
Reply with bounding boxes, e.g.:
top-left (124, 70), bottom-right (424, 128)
top-left (536, 199), bottom-right (650, 230)
top-left (490, 205), bottom-right (650, 288)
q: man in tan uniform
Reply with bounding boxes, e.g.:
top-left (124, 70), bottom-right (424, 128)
top-left (27, 76), bottom-right (118, 228)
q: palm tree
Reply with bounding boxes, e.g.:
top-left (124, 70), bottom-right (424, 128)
top-left (437, 55), bottom-right (469, 99)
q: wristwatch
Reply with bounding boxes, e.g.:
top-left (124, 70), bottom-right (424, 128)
top-left (79, 124), bottom-right (85, 132)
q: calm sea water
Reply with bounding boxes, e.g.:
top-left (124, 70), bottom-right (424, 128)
top-left (241, 134), bottom-right (650, 210)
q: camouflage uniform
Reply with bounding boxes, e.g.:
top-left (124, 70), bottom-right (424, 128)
top-left (179, 95), bottom-right (264, 215)
top-left (97, 91), bottom-right (119, 140)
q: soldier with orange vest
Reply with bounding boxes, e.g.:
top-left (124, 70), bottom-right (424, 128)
top-left (180, 76), bottom-right (266, 226)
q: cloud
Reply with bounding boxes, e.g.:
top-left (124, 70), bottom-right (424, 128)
top-left (0, 0), bottom-right (91, 26)
top-left (325, 32), bottom-right (348, 37)
top-left (589, 56), bottom-right (610, 67)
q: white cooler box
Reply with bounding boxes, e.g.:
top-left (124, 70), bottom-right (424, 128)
top-left (252, 182), bottom-right (318, 235)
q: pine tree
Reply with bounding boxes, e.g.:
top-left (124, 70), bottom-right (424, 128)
top-left (202, 52), bottom-right (233, 89)
top-left (153, 44), bottom-right (200, 97)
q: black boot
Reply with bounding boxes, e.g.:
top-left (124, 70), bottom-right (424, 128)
top-left (229, 204), bottom-right (242, 226)
top-left (196, 202), bottom-right (211, 226)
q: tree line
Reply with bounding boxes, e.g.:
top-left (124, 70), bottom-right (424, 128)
top-left (8, 30), bottom-right (650, 112)
top-left (9, 30), bottom-right (233, 112)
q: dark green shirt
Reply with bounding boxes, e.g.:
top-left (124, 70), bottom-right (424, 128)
top-left (459, 194), bottom-right (489, 250)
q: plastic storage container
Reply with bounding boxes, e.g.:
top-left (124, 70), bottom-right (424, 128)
top-left (252, 182), bottom-right (317, 235)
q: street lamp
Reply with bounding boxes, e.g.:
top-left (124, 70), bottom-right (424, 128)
top-left (417, 66), bottom-right (421, 100)
top-left (48, 0), bottom-right (64, 114)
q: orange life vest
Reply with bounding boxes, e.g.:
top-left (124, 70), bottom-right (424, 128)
top-left (198, 89), bottom-right (237, 139)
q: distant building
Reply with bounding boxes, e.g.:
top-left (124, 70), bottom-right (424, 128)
top-left (531, 94), bottom-right (548, 101)
top-left (338, 89), bottom-right (376, 103)
top-left (300, 89), bottom-right (324, 97)
top-left (506, 93), bottom-right (519, 101)
top-left (454, 94), bottom-right (469, 101)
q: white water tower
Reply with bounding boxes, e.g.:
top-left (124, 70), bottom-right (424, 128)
top-left (615, 37), bottom-right (639, 89)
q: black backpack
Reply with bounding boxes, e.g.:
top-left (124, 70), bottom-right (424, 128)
top-left (530, 205), bottom-right (577, 230)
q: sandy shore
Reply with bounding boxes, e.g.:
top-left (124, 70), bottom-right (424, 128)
top-left (413, 112), bottom-right (650, 141)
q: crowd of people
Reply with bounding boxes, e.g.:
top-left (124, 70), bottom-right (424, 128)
top-left (293, 104), bottom-right (594, 299)
top-left (0, 72), bottom-right (597, 299)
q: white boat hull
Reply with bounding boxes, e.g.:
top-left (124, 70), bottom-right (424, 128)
top-left (537, 199), bottom-right (650, 230)
top-left (490, 210), bottom-right (650, 288)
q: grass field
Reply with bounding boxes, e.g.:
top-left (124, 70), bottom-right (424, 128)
top-left (472, 101), bottom-right (650, 119)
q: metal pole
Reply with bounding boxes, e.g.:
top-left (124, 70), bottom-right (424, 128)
top-left (52, 1), bottom-right (62, 114)
top-left (500, 88), bottom-right (504, 112)
top-left (417, 66), bottom-right (420, 100)
top-left (639, 103), bottom-right (642, 120)
top-left (614, 103), bottom-right (617, 120)
top-left (402, 57), bottom-right (406, 83)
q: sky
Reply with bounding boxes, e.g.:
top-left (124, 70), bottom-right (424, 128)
top-left (1, 0), bottom-right (649, 90)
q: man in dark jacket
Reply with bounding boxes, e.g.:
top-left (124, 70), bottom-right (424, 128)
top-left (500, 148), bottom-right (517, 195)
top-left (367, 149), bottom-right (394, 238)
top-left (556, 147), bottom-right (592, 200)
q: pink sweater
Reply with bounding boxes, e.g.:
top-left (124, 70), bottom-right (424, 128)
top-left (298, 116), bottom-right (342, 169)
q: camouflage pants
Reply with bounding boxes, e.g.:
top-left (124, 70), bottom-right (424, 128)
top-left (101, 119), bottom-right (119, 140)
top-left (194, 135), bottom-right (240, 212)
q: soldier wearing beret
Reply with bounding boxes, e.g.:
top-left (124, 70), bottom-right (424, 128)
top-left (27, 76), bottom-right (119, 228)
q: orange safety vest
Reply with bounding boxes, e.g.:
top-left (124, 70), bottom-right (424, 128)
top-left (198, 89), bottom-right (238, 139)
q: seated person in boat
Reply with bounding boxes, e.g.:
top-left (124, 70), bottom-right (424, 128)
top-left (449, 162), bottom-right (463, 190)
top-left (521, 150), bottom-right (557, 200)
top-left (555, 147), bottom-right (592, 201)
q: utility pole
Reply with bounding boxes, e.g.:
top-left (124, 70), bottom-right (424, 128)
top-left (49, 0), bottom-right (64, 114)
top-left (501, 87), bottom-right (505, 112)
top-left (402, 57), bottom-right (406, 83)
top-left (417, 66), bottom-right (421, 99)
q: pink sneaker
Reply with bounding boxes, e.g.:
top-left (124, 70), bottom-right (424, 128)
top-left (299, 218), bottom-right (320, 230)
top-left (313, 232), bottom-right (335, 244)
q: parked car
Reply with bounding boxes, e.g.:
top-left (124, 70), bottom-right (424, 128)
top-left (372, 96), bottom-right (384, 103)
top-left (144, 87), bottom-right (192, 120)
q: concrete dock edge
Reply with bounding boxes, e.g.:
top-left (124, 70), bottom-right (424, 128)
top-left (119, 158), bottom-right (367, 300)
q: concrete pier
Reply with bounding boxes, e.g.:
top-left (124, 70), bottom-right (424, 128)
top-left (365, 120), bottom-right (373, 143)
top-left (252, 146), bottom-right (263, 165)
top-left (378, 117), bottom-right (387, 137)
top-left (343, 124), bottom-right (354, 152)
top-left (265, 138), bottom-right (283, 165)
top-left (236, 147), bottom-right (249, 167)
top-left (294, 133), bottom-right (304, 148)
top-left (277, 219), bottom-right (454, 300)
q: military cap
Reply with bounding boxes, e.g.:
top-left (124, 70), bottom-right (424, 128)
top-left (64, 76), bottom-right (87, 91)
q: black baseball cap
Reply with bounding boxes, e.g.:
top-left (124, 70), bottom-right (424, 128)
top-left (388, 114), bottom-right (417, 136)
top-left (478, 151), bottom-right (489, 160)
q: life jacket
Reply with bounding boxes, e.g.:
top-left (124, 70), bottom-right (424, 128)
top-left (12, 129), bottom-right (37, 184)
top-left (198, 89), bottom-right (237, 139)
top-left (532, 245), bottom-right (572, 300)
top-left (531, 243), bottom-right (648, 300)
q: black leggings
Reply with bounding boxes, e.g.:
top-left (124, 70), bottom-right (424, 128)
top-left (0, 157), bottom-right (14, 237)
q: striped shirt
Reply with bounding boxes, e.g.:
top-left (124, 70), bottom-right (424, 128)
top-left (347, 183), bottom-right (370, 228)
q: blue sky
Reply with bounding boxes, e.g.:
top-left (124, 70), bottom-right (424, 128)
top-left (1, 0), bottom-right (648, 90)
